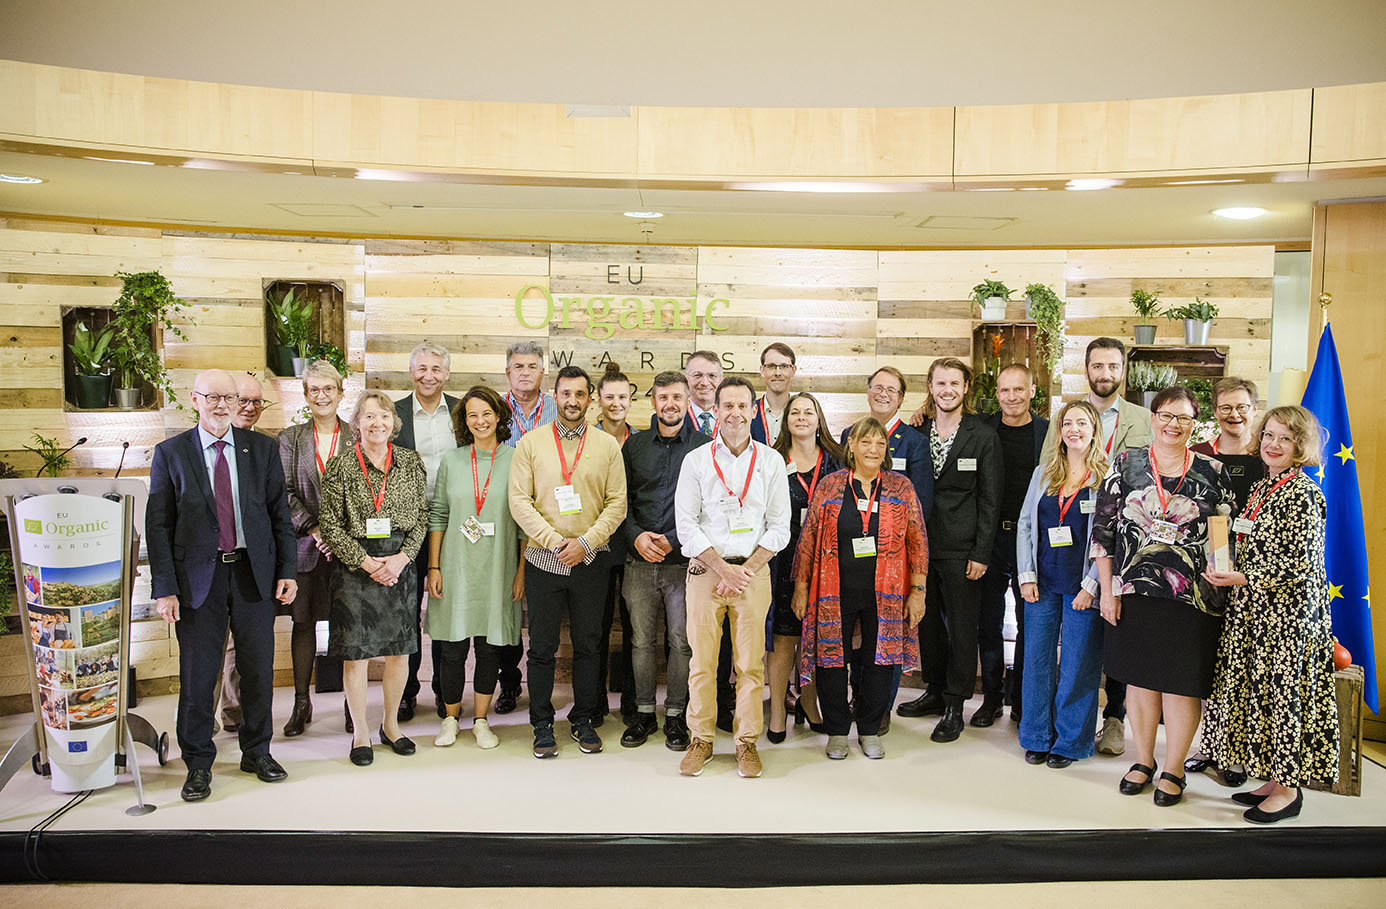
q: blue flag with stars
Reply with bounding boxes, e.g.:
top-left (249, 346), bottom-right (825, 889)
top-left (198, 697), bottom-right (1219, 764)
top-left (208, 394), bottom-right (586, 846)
top-left (1302, 326), bottom-right (1376, 712)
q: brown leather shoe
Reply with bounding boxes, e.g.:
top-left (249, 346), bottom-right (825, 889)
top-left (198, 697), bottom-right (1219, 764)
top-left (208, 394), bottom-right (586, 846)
top-left (736, 741), bottom-right (763, 778)
top-left (679, 738), bottom-right (714, 776)
top-left (283, 695), bottom-right (312, 737)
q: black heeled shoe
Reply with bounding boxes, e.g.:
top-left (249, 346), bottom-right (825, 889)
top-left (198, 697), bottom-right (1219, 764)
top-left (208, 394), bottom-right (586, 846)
top-left (1119, 762), bottom-right (1158, 795)
top-left (1243, 787), bottom-right (1302, 824)
top-left (794, 698), bottom-right (826, 734)
top-left (767, 728), bottom-right (787, 744)
top-left (379, 725), bottom-right (416, 756)
top-left (1153, 772), bottom-right (1188, 807)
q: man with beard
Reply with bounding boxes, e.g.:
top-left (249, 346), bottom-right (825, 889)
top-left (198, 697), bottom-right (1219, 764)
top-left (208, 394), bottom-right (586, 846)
top-left (508, 366), bottom-right (627, 757)
top-left (897, 358), bottom-right (1001, 743)
top-left (1039, 337), bottom-right (1153, 755)
top-left (618, 371), bottom-right (712, 750)
top-left (750, 343), bottom-right (796, 445)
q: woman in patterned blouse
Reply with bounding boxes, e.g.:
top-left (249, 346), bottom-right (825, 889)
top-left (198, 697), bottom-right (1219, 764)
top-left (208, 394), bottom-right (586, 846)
top-left (1092, 386), bottom-right (1234, 807)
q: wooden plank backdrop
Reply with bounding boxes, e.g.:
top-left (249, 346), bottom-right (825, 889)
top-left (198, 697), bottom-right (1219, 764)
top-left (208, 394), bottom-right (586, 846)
top-left (0, 218), bottom-right (1275, 691)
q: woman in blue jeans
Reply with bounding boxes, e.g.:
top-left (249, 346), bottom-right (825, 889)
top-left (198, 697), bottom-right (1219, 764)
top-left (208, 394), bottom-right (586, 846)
top-left (1015, 400), bottom-right (1108, 768)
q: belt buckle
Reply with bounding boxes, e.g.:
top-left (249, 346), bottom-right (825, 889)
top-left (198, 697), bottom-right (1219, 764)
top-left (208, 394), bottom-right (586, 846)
top-left (220, 551), bottom-right (239, 563)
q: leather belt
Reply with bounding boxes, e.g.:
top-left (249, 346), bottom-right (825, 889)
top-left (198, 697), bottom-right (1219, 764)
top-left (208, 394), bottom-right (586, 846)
top-left (219, 549), bottom-right (246, 563)
top-left (723, 556), bottom-right (748, 565)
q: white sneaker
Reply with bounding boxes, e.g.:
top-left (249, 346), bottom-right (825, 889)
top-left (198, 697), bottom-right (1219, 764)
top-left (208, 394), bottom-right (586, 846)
top-left (434, 716), bottom-right (459, 747)
top-left (1096, 716), bottom-right (1126, 755)
top-left (473, 718), bottom-right (500, 750)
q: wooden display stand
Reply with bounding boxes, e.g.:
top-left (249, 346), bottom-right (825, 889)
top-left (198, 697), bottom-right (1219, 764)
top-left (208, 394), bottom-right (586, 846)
top-left (1308, 664), bottom-right (1364, 797)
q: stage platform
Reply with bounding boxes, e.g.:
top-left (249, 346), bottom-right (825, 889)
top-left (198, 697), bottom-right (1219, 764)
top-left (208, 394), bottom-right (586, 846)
top-left (3, 686), bottom-right (1386, 887)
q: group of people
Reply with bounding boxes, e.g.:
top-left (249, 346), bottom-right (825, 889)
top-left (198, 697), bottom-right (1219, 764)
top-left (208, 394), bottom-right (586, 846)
top-left (145, 336), bottom-right (1340, 825)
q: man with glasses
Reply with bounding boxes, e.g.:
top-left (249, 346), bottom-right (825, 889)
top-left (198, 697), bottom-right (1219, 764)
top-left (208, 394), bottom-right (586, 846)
top-left (683, 351), bottom-right (724, 437)
top-left (750, 343), bottom-right (797, 445)
top-left (1039, 337), bottom-right (1153, 755)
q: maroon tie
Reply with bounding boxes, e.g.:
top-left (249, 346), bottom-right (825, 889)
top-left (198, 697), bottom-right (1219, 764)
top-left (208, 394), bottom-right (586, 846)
top-left (213, 440), bottom-right (236, 552)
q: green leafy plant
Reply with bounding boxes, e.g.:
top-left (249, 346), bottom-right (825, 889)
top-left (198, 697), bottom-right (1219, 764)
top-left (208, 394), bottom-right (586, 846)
top-left (22, 433), bottom-right (71, 477)
top-left (0, 548), bottom-right (13, 628)
top-left (305, 341), bottom-right (349, 378)
top-left (1024, 283), bottom-right (1067, 383)
top-left (68, 321), bottom-right (115, 376)
top-left (971, 331), bottom-right (1004, 413)
top-left (1166, 297), bottom-right (1220, 322)
top-left (1130, 288), bottom-right (1164, 321)
top-left (268, 287), bottom-right (315, 357)
top-left (110, 270), bottom-right (189, 404)
top-left (1181, 376), bottom-right (1215, 420)
top-left (1126, 361), bottom-right (1179, 392)
top-left (0, 457), bottom-right (21, 480)
top-left (970, 279), bottom-right (1014, 315)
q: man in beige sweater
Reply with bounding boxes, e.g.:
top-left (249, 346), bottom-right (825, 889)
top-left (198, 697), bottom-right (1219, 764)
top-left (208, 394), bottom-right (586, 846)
top-left (509, 365), bottom-right (628, 757)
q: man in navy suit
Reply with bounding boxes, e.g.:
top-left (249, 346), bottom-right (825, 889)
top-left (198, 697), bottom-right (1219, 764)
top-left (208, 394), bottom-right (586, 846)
top-left (749, 343), bottom-right (796, 445)
top-left (147, 369), bottom-right (298, 802)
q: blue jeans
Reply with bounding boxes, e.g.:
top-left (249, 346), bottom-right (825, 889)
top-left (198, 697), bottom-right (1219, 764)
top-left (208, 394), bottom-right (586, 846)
top-left (1019, 592), bottom-right (1102, 759)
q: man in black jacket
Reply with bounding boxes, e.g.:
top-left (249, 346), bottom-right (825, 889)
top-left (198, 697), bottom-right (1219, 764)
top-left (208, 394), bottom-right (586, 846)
top-left (619, 371), bottom-right (712, 750)
top-left (897, 358), bottom-right (1002, 743)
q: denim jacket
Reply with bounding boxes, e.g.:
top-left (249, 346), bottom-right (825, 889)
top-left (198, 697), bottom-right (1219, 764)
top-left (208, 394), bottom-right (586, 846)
top-left (1015, 464), bottom-right (1101, 597)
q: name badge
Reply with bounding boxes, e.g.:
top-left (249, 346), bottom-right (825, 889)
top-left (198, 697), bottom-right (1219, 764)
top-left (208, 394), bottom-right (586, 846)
top-left (1048, 526), bottom-right (1074, 547)
top-left (365, 517), bottom-right (391, 539)
top-left (958, 458), bottom-right (977, 472)
top-left (799, 507), bottom-right (808, 526)
top-left (460, 516), bottom-right (483, 543)
top-left (1080, 499), bottom-right (1095, 514)
top-left (852, 536), bottom-right (877, 558)
top-left (1232, 517), bottom-right (1255, 534)
top-left (856, 499), bottom-right (880, 514)
top-left (1229, 465), bottom-right (1245, 477)
top-left (890, 456), bottom-right (907, 471)
top-left (1149, 519), bottom-right (1180, 544)
top-left (555, 484), bottom-right (583, 515)
top-left (785, 461), bottom-right (797, 474)
top-left (728, 510), bottom-right (755, 535)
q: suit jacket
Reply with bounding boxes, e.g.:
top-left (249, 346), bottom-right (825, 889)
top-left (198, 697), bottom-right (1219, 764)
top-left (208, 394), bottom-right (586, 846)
top-left (749, 395), bottom-right (780, 446)
top-left (393, 392), bottom-right (461, 450)
top-left (839, 419), bottom-right (934, 520)
top-left (278, 418), bottom-right (355, 572)
top-left (146, 425), bottom-right (297, 609)
top-left (1040, 395), bottom-right (1153, 464)
top-left (982, 412), bottom-right (1049, 465)
top-left (919, 414), bottom-right (1002, 562)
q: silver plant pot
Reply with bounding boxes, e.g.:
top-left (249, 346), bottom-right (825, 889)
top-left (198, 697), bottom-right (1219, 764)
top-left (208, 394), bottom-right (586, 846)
top-left (292, 357), bottom-right (308, 377)
top-left (114, 387), bottom-right (141, 409)
top-left (1133, 324), bottom-right (1157, 345)
top-left (1184, 319), bottom-right (1212, 345)
top-left (1141, 390), bottom-right (1159, 409)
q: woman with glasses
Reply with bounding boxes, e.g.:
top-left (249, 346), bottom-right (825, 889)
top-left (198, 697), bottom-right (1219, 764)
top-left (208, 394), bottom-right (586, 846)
top-left (1201, 406), bottom-right (1339, 823)
top-left (276, 360), bottom-right (353, 736)
top-left (1092, 386), bottom-right (1234, 806)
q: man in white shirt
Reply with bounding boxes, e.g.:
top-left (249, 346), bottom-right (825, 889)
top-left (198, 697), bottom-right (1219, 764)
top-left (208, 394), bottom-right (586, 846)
top-left (674, 377), bottom-right (790, 779)
top-left (683, 350), bottom-right (723, 437)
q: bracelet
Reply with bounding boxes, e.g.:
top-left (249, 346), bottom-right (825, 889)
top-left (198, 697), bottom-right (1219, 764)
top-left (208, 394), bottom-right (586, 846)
top-left (428, 566), bottom-right (440, 572)
top-left (911, 584), bottom-right (925, 591)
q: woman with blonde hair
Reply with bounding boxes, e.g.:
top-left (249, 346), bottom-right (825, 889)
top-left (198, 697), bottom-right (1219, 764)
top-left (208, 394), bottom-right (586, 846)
top-left (1015, 400), bottom-right (1108, 768)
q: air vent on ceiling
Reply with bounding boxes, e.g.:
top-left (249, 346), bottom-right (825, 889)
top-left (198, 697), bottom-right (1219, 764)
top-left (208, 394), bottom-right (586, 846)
top-left (271, 203), bottom-right (377, 218)
top-left (915, 216), bottom-right (1016, 230)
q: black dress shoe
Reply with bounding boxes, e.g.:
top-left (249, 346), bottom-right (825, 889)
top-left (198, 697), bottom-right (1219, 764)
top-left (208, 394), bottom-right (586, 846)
top-left (397, 696), bottom-right (416, 723)
top-left (930, 706), bottom-right (964, 743)
top-left (283, 695), bottom-right (312, 737)
top-left (969, 697), bottom-right (1005, 728)
top-left (620, 713), bottom-right (658, 748)
top-left (1243, 788), bottom-right (1302, 824)
top-left (494, 685), bottom-right (520, 715)
top-left (435, 697), bottom-right (446, 719)
top-left (1153, 771), bottom-right (1188, 807)
top-left (221, 720), bottom-right (240, 735)
top-left (1047, 753), bottom-right (1074, 769)
top-left (1184, 756), bottom-right (1213, 774)
top-left (1220, 767), bottom-right (1249, 788)
top-left (898, 690), bottom-right (945, 718)
top-left (1232, 790), bottom-right (1270, 806)
top-left (239, 753), bottom-right (288, 782)
top-left (349, 744), bottom-right (374, 766)
top-left (663, 714), bottom-right (690, 752)
top-left (180, 768), bottom-right (212, 802)
top-left (794, 698), bottom-right (827, 734)
top-left (1119, 762), bottom-right (1158, 795)
top-left (379, 726), bottom-right (416, 755)
top-left (1025, 750), bottom-right (1049, 765)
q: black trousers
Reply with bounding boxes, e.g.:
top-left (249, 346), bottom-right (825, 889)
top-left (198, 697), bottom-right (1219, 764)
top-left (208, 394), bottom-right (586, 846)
top-left (919, 558), bottom-right (984, 710)
top-left (404, 546), bottom-right (442, 703)
top-left (437, 636), bottom-right (503, 704)
top-left (174, 558), bottom-right (275, 771)
top-left (1104, 675), bottom-right (1127, 720)
top-left (716, 615), bottom-right (735, 714)
top-left (526, 561), bottom-right (605, 726)
top-left (978, 531), bottom-right (1021, 701)
top-left (817, 596), bottom-right (894, 736)
top-left (597, 561), bottom-right (635, 712)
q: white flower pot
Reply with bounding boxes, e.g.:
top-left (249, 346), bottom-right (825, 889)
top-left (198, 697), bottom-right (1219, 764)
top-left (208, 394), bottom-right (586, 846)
top-left (980, 296), bottom-right (1008, 321)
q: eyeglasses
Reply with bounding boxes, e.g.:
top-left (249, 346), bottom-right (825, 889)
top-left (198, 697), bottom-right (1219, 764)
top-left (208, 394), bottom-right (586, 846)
top-left (1216, 403), bottom-right (1254, 416)
top-left (237, 397), bottom-right (269, 409)
top-left (762, 363), bottom-right (794, 373)
top-left (305, 386), bottom-right (338, 399)
top-left (1154, 411), bottom-right (1196, 427)
top-left (1260, 430), bottom-right (1297, 447)
top-left (194, 392), bottom-right (238, 406)
top-left (868, 384), bottom-right (902, 397)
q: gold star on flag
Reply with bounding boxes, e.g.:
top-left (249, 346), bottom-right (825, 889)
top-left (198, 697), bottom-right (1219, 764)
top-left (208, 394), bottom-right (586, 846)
top-left (1328, 582), bottom-right (1344, 601)
top-left (1316, 464), bottom-right (1326, 482)
top-left (1335, 444), bottom-right (1355, 465)
top-left (1365, 589), bottom-right (1371, 607)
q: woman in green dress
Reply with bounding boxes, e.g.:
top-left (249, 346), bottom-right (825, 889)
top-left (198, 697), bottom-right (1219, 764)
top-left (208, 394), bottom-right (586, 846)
top-left (426, 385), bottom-right (525, 750)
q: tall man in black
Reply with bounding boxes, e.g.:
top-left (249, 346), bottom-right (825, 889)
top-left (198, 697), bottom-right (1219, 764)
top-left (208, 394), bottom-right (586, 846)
top-left (147, 369), bottom-right (298, 802)
top-left (976, 363), bottom-right (1047, 726)
top-left (898, 357), bottom-right (1001, 742)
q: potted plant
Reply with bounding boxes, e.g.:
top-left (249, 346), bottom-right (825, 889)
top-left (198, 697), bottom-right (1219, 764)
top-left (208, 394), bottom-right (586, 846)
top-left (68, 321), bottom-right (115, 408)
top-left (971, 332), bottom-right (1005, 413)
top-left (304, 340), bottom-right (350, 379)
top-left (110, 270), bottom-right (189, 409)
top-left (1125, 361), bottom-right (1178, 409)
top-left (1130, 289), bottom-right (1163, 345)
top-left (1025, 283), bottom-right (1066, 414)
top-left (1167, 297), bottom-right (1219, 345)
top-left (970, 279), bottom-right (1013, 322)
top-left (22, 433), bottom-right (72, 478)
top-left (268, 287), bottom-right (315, 377)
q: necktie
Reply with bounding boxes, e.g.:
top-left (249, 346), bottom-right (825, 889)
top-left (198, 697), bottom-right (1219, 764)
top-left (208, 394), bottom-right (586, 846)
top-left (697, 411), bottom-right (713, 436)
top-left (213, 440), bottom-right (236, 552)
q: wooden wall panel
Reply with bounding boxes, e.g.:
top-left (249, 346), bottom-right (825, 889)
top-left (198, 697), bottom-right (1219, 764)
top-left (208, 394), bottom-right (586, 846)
top-left (1310, 82), bottom-right (1386, 167)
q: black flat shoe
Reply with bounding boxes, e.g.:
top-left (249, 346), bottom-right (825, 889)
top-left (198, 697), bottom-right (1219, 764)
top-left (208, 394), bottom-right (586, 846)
top-left (349, 744), bottom-right (374, 766)
top-left (1047, 754), bottom-right (1074, 769)
top-left (1232, 790), bottom-right (1270, 806)
top-left (1119, 762), bottom-right (1158, 795)
top-left (1153, 772), bottom-right (1188, 807)
top-left (767, 728), bottom-right (787, 744)
top-left (1025, 750), bottom-right (1049, 765)
top-left (1220, 767), bottom-right (1248, 788)
top-left (1184, 756), bottom-right (1213, 774)
top-left (180, 768), bottom-right (212, 802)
top-left (1243, 788), bottom-right (1303, 824)
top-left (238, 753), bottom-right (287, 782)
top-left (379, 725), bottom-right (416, 756)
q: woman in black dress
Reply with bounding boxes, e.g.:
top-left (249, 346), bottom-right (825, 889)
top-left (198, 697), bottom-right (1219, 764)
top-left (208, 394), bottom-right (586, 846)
top-left (1092, 385), bottom-right (1234, 806)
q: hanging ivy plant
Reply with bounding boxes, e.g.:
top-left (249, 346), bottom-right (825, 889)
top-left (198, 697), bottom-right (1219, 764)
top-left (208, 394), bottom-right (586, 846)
top-left (109, 270), bottom-right (191, 407)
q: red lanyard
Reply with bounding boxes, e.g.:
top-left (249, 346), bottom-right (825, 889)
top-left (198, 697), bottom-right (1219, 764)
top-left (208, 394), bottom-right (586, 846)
top-left (795, 449), bottom-right (824, 501)
top-left (508, 392), bottom-right (543, 437)
top-left (1104, 412), bottom-right (1120, 454)
top-left (355, 442), bottom-right (392, 514)
top-left (885, 416), bottom-right (902, 436)
top-left (1210, 436), bottom-right (1220, 455)
top-left (313, 422), bottom-right (339, 474)
top-left (553, 422), bottom-right (587, 486)
top-left (853, 473), bottom-right (881, 535)
top-left (472, 445), bottom-right (496, 515)
top-left (1240, 469), bottom-right (1299, 534)
top-left (1148, 445), bottom-right (1190, 516)
top-left (1057, 470), bottom-right (1091, 523)
top-left (712, 439), bottom-right (758, 507)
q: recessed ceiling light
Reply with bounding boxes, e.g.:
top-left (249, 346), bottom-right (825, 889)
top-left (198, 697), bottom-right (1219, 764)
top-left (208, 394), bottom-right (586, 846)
top-left (624, 211), bottom-right (663, 218)
top-left (1065, 178), bottom-right (1121, 191)
top-left (0, 173), bottom-right (44, 184)
top-left (1212, 206), bottom-right (1268, 220)
top-left (84, 156), bottom-right (155, 166)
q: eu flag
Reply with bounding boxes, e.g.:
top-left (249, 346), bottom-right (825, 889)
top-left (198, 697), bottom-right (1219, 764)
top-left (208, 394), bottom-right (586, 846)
top-left (1302, 326), bottom-right (1376, 712)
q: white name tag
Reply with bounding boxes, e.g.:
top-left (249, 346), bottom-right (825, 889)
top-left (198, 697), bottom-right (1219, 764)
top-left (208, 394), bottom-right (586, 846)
top-left (555, 484), bottom-right (583, 515)
top-left (1149, 519), bottom-right (1180, 544)
top-left (856, 499), bottom-right (880, 514)
top-left (1080, 499), bottom-right (1095, 514)
top-left (729, 509), bottom-right (755, 535)
top-left (958, 458), bottom-right (977, 472)
top-left (365, 517), bottom-right (391, 539)
top-left (460, 516), bottom-right (483, 543)
top-left (785, 461), bottom-right (797, 474)
top-left (799, 507), bottom-right (808, 526)
top-left (1048, 526), bottom-right (1074, 547)
top-left (890, 456), bottom-right (907, 471)
top-left (852, 536), bottom-right (877, 558)
top-left (1232, 517), bottom-right (1255, 534)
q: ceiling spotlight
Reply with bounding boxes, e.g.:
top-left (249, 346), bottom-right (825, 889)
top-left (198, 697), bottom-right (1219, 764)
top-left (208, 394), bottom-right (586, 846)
top-left (1213, 207), bottom-right (1268, 220)
top-left (1065, 178), bottom-right (1121, 191)
top-left (0, 173), bottom-right (44, 184)
top-left (624, 211), bottom-right (664, 218)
